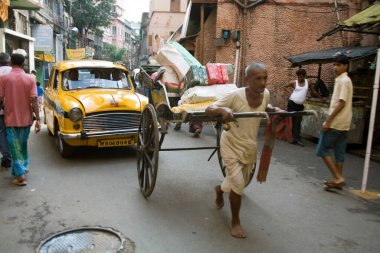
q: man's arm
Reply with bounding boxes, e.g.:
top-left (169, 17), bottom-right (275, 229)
top-left (30, 97), bottom-right (41, 133)
top-left (284, 81), bottom-right (295, 89)
top-left (322, 99), bottom-right (345, 131)
top-left (205, 105), bottom-right (235, 122)
top-left (266, 105), bottom-right (285, 113)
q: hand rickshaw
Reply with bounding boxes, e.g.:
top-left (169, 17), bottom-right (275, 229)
top-left (137, 66), bottom-right (317, 197)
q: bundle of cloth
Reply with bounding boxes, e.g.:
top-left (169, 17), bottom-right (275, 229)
top-left (173, 84), bottom-right (237, 113)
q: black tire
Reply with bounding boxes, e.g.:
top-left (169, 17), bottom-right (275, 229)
top-left (137, 104), bottom-right (159, 198)
top-left (55, 126), bottom-right (75, 158)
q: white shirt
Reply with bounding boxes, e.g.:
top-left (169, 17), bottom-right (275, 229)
top-left (214, 88), bottom-right (270, 164)
top-left (289, 79), bottom-right (308, 105)
top-left (0, 66), bottom-right (12, 115)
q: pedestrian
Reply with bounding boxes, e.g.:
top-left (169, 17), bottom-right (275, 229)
top-left (0, 53), bottom-right (12, 168)
top-left (37, 82), bottom-right (43, 111)
top-left (316, 54), bottom-right (353, 190)
top-left (30, 70), bottom-right (37, 78)
top-left (206, 63), bottom-right (283, 238)
top-left (0, 53), bottom-right (41, 186)
top-left (285, 69), bottom-right (309, 147)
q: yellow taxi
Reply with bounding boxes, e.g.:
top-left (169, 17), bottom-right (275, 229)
top-left (43, 60), bottom-right (148, 158)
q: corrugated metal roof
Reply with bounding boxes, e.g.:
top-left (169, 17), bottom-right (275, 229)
top-left (285, 46), bottom-right (378, 66)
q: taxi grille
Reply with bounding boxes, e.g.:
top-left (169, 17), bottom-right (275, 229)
top-left (83, 112), bottom-right (141, 132)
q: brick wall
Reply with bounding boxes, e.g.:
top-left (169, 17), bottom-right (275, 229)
top-left (202, 8), bottom-right (217, 64)
top-left (212, 1), bottom-right (352, 107)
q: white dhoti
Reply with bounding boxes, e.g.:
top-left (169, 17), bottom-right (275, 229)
top-left (221, 157), bottom-right (255, 196)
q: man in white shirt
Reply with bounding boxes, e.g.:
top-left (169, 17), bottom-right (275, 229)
top-left (285, 69), bottom-right (309, 146)
top-left (316, 54), bottom-right (353, 190)
top-left (0, 53), bottom-right (12, 168)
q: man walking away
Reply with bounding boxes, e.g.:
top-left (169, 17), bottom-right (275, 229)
top-left (285, 69), bottom-right (309, 147)
top-left (0, 53), bottom-right (41, 186)
top-left (316, 54), bottom-right (353, 190)
top-left (0, 53), bottom-right (12, 168)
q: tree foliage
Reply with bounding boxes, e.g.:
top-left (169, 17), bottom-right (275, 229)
top-left (63, 0), bottom-right (116, 38)
top-left (102, 43), bottom-right (127, 62)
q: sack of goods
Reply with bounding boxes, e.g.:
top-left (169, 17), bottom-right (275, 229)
top-left (186, 65), bottom-right (209, 87)
top-left (161, 66), bottom-right (185, 93)
top-left (151, 66), bottom-right (185, 93)
top-left (156, 44), bottom-right (190, 81)
top-left (178, 84), bottom-right (237, 105)
top-left (206, 63), bottom-right (230, 85)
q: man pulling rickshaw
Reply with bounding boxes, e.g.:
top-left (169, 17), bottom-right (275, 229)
top-left (206, 63), bottom-right (284, 238)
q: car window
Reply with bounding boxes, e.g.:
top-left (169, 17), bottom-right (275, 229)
top-left (53, 70), bottom-right (59, 90)
top-left (48, 68), bottom-right (55, 89)
top-left (62, 68), bottom-right (132, 91)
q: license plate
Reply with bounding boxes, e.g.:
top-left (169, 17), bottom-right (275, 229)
top-left (98, 137), bottom-right (135, 148)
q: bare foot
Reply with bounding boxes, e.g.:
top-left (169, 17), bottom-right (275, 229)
top-left (231, 223), bottom-right (246, 239)
top-left (214, 185), bottom-right (224, 209)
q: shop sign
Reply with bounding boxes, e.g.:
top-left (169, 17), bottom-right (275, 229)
top-left (66, 48), bottom-right (86, 60)
top-left (31, 24), bottom-right (54, 53)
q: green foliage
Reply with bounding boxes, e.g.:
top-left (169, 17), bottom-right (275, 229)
top-left (63, 0), bottom-right (116, 36)
top-left (102, 43), bottom-right (127, 62)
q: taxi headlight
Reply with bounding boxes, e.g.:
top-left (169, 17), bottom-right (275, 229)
top-left (69, 108), bottom-right (83, 122)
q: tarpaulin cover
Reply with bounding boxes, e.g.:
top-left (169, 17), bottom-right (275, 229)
top-left (285, 46), bottom-right (377, 67)
top-left (339, 3), bottom-right (380, 27)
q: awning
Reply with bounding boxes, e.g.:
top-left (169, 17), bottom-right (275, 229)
top-left (285, 46), bottom-right (378, 67)
top-left (10, 0), bottom-right (42, 10)
top-left (341, 3), bottom-right (380, 27)
top-left (318, 3), bottom-right (380, 41)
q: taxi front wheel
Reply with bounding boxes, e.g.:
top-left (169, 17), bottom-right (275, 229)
top-left (56, 128), bottom-right (75, 158)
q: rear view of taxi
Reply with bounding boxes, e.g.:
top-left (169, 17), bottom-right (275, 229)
top-left (44, 60), bottom-right (148, 158)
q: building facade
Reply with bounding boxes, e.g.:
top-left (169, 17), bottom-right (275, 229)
top-left (0, 0), bottom-right (43, 73)
top-left (30, 0), bottom-right (66, 86)
top-left (182, 0), bottom-right (361, 106)
top-left (147, 0), bottom-right (188, 55)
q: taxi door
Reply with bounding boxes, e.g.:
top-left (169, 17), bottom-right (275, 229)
top-left (44, 68), bottom-right (59, 134)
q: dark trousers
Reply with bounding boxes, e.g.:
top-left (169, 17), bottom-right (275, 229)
top-left (287, 100), bottom-right (304, 142)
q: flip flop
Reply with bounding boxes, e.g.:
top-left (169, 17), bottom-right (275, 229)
top-left (12, 179), bottom-right (27, 187)
top-left (324, 181), bottom-right (345, 190)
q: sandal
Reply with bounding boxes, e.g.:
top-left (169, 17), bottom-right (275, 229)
top-left (324, 181), bottom-right (345, 190)
top-left (12, 178), bottom-right (27, 187)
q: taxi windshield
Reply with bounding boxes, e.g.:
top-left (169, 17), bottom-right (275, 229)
top-left (62, 68), bottom-right (132, 91)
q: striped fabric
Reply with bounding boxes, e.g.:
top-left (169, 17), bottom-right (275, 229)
top-left (6, 127), bottom-right (30, 176)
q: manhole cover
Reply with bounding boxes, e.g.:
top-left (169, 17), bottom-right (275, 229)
top-left (36, 227), bottom-right (134, 253)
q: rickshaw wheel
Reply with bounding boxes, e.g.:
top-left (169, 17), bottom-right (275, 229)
top-left (216, 124), bottom-right (226, 177)
top-left (137, 104), bottom-right (159, 198)
top-left (216, 124), bottom-right (254, 187)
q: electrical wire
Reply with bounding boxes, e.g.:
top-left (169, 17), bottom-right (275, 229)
top-left (269, 0), bottom-right (348, 14)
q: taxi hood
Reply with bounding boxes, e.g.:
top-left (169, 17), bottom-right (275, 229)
top-left (66, 89), bottom-right (142, 114)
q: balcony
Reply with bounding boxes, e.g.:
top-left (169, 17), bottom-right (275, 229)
top-left (10, 0), bottom-right (42, 10)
